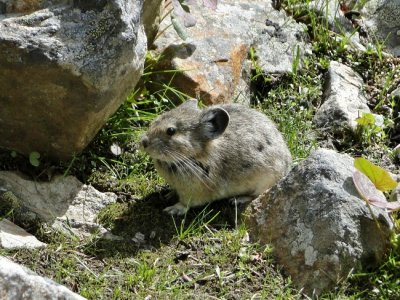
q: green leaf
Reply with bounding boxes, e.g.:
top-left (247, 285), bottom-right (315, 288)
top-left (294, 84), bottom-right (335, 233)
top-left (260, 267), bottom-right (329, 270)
top-left (356, 113), bottom-right (375, 126)
top-left (29, 151), bottom-right (41, 167)
top-left (354, 157), bottom-right (398, 192)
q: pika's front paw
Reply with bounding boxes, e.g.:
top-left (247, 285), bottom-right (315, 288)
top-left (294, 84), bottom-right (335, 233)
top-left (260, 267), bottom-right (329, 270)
top-left (163, 202), bottom-right (189, 216)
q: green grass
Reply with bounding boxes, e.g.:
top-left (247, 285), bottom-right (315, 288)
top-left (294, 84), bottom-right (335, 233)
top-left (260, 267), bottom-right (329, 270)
top-left (1, 0), bottom-right (400, 299)
top-left (252, 54), bottom-right (322, 162)
top-left (0, 223), bottom-right (299, 299)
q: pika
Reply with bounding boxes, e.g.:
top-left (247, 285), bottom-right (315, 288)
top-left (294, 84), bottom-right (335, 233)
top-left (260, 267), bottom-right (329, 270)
top-left (140, 99), bottom-right (292, 215)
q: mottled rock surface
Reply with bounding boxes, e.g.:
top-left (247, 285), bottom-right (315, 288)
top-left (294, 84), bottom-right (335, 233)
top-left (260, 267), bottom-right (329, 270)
top-left (0, 256), bottom-right (85, 300)
top-left (313, 61), bottom-right (370, 131)
top-left (0, 0), bottom-right (146, 159)
top-left (245, 148), bottom-right (393, 296)
top-left (0, 171), bottom-right (117, 236)
top-left (361, 0), bottom-right (400, 56)
top-left (255, 2), bottom-right (309, 75)
top-left (150, 0), bottom-right (308, 105)
top-left (0, 219), bottom-right (46, 249)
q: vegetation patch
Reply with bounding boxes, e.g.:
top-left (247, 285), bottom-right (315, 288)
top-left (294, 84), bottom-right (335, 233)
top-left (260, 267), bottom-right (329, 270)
top-left (1, 0), bottom-right (400, 299)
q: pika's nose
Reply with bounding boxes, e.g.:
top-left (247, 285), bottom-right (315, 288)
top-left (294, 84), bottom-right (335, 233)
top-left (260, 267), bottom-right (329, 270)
top-left (141, 136), bottom-right (149, 148)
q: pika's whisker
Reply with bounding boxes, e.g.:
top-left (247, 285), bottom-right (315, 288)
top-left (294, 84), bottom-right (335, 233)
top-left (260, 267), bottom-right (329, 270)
top-left (165, 150), bottom-right (214, 189)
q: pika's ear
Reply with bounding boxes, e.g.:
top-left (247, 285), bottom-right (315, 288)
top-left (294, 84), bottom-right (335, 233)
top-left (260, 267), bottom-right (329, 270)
top-left (178, 99), bottom-right (198, 110)
top-left (200, 107), bottom-right (230, 139)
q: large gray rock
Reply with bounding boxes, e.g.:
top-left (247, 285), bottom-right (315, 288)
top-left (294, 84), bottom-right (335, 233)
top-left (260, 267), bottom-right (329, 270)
top-left (0, 171), bottom-right (117, 236)
top-left (0, 219), bottom-right (46, 249)
top-left (0, 0), bottom-right (146, 160)
top-left (255, 3), bottom-right (310, 75)
top-left (150, 0), bottom-right (308, 105)
top-left (245, 148), bottom-right (393, 296)
top-left (0, 256), bottom-right (85, 300)
top-left (313, 61), bottom-right (370, 131)
top-left (361, 0), bottom-right (400, 56)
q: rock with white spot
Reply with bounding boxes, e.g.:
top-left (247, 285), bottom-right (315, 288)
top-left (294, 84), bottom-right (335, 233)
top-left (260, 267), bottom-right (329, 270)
top-left (0, 256), bottom-right (85, 300)
top-left (313, 61), bottom-right (370, 132)
top-left (245, 148), bottom-right (393, 296)
top-left (0, 219), bottom-right (46, 249)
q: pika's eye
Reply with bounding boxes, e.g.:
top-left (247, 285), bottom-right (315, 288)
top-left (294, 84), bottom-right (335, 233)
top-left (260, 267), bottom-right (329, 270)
top-left (166, 127), bottom-right (176, 136)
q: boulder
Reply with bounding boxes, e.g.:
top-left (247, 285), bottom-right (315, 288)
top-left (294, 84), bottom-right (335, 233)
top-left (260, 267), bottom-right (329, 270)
top-left (0, 256), bottom-right (85, 300)
top-left (0, 0), bottom-right (146, 160)
top-left (313, 61), bottom-right (370, 132)
top-left (150, 0), bottom-right (308, 105)
top-left (361, 0), bottom-right (400, 56)
top-left (0, 219), bottom-right (46, 249)
top-left (255, 2), bottom-right (310, 75)
top-left (245, 148), bottom-right (393, 296)
top-left (0, 171), bottom-right (117, 236)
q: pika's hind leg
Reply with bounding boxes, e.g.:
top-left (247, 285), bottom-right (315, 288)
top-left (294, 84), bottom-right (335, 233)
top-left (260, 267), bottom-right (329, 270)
top-left (164, 202), bottom-right (189, 215)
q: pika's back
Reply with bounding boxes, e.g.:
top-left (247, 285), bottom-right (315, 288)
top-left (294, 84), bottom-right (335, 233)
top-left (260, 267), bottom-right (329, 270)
top-left (214, 103), bottom-right (283, 148)
top-left (210, 103), bottom-right (292, 179)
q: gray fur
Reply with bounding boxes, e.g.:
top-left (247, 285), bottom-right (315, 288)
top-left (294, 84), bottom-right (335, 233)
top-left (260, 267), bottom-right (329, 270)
top-left (140, 99), bottom-right (292, 215)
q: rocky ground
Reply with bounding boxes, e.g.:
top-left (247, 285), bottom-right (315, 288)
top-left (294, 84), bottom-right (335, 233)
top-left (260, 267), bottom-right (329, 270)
top-left (1, 0), bottom-right (400, 299)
